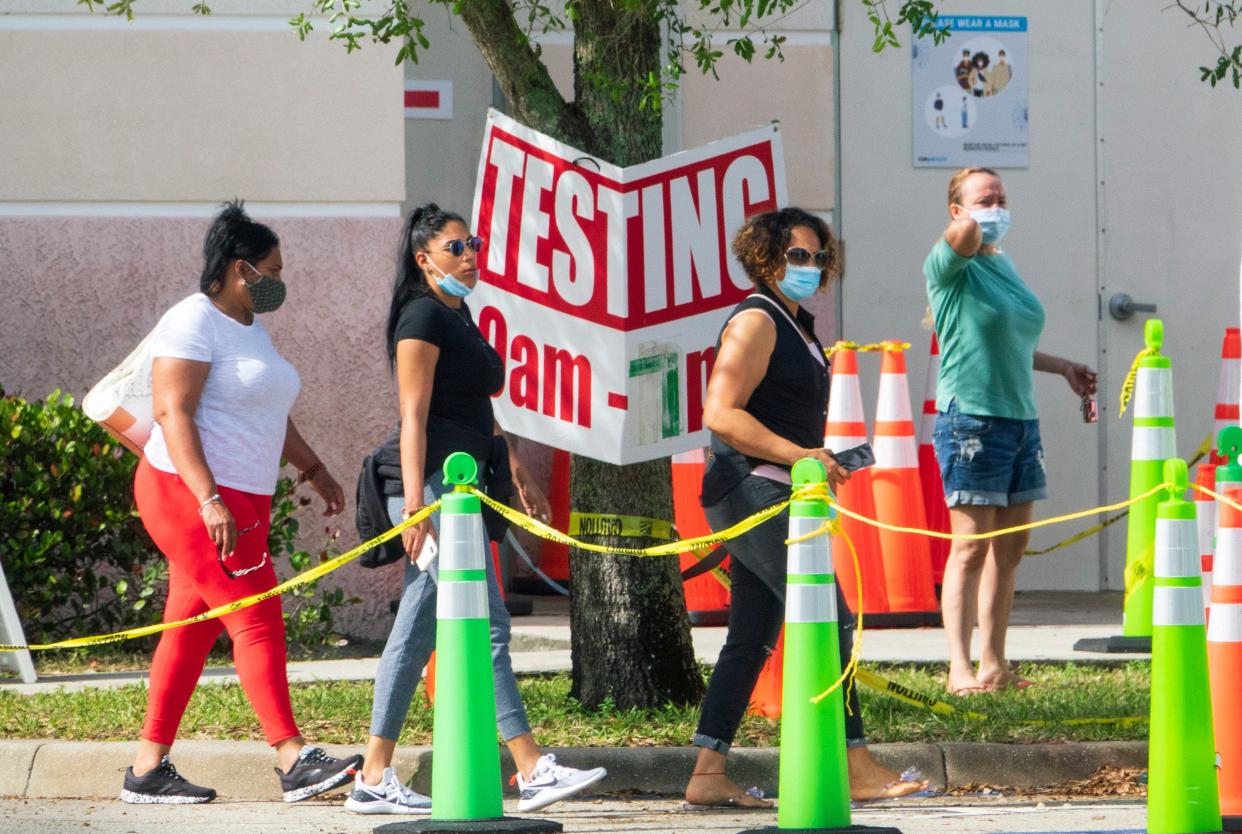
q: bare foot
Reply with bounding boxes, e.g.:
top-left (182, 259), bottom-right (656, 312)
top-left (684, 772), bottom-right (773, 808)
top-left (978, 665), bottom-right (1030, 691)
top-left (848, 748), bottom-right (930, 801)
top-left (947, 668), bottom-right (991, 696)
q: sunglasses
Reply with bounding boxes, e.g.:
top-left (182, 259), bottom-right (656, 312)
top-left (439, 236), bottom-right (485, 257)
top-left (785, 247), bottom-right (833, 270)
top-left (218, 518), bottom-right (269, 579)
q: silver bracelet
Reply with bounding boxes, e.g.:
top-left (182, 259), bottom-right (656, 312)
top-left (198, 494), bottom-right (223, 514)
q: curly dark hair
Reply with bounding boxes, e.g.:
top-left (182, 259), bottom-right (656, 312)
top-left (731, 207), bottom-right (839, 290)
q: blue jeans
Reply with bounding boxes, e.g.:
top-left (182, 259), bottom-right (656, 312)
top-left (932, 400), bottom-right (1048, 508)
top-left (693, 473), bottom-right (865, 753)
top-left (369, 478), bottom-right (531, 742)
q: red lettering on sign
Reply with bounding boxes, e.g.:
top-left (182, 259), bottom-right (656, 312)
top-left (479, 306), bottom-right (593, 428)
top-left (685, 346), bottom-right (717, 433)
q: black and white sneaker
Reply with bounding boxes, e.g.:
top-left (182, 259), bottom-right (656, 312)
top-left (277, 746), bottom-right (363, 803)
top-left (343, 767), bottom-right (432, 815)
top-left (515, 754), bottom-right (607, 812)
top-left (120, 756), bottom-right (217, 804)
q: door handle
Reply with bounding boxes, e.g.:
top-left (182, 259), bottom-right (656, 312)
top-left (1108, 293), bottom-right (1158, 322)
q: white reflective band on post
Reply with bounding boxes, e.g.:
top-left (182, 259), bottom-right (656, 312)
top-left (1154, 586), bottom-right (1205, 626)
top-left (1203, 572), bottom-right (1214, 611)
top-left (1208, 603), bottom-right (1242, 642)
top-left (439, 513), bottom-right (487, 571)
top-left (876, 376), bottom-right (913, 421)
top-left (1155, 518), bottom-right (1201, 578)
top-left (1216, 530), bottom-right (1242, 585)
top-left (1134, 368), bottom-right (1175, 418)
top-left (787, 584), bottom-right (837, 624)
top-left (874, 435), bottom-right (918, 469)
top-left (437, 581), bottom-right (488, 620)
top-left (1197, 506), bottom-right (1216, 558)
top-left (787, 515), bottom-right (832, 575)
top-left (1131, 426), bottom-right (1176, 460)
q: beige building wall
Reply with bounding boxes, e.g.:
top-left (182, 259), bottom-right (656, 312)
top-left (0, 3), bottom-right (407, 640)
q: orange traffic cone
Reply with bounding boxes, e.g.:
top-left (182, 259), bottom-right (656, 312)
top-left (1197, 463), bottom-right (1218, 624)
top-left (538, 449), bottom-right (571, 585)
top-left (823, 346), bottom-right (889, 616)
top-left (1210, 485), bottom-right (1242, 827)
top-left (673, 449), bottom-right (731, 626)
top-left (748, 626), bottom-right (785, 717)
top-left (871, 342), bottom-right (939, 620)
top-left (1213, 328), bottom-right (1242, 465)
top-left (919, 334), bottom-right (951, 587)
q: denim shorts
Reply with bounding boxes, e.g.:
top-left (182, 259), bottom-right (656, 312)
top-left (932, 400), bottom-right (1048, 508)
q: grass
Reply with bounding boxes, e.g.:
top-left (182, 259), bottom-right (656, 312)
top-left (0, 662), bottom-right (1150, 746)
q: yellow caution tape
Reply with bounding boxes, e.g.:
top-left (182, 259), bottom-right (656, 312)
top-left (787, 482), bottom-right (1171, 547)
top-left (0, 502), bottom-right (441, 653)
top-left (569, 512), bottom-right (674, 540)
top-left (1118, 346), bottom-right (1159, 418)
top-left (812, 521), bottom-right (863, 708)
top-left (855, 667), bottom-right (1147, 727)
top-left (471, 486), bottom-right (793, 558)
top-left (823, 340), bottom-right (912, 360)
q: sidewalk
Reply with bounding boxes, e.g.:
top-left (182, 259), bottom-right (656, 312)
top-left (1, 591), bottom-right (1142, 696)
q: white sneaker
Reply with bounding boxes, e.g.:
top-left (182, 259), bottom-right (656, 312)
top-left (343, 768), bottom-right (432, 815)
top-left (515, 754), bottom-right (607, 812)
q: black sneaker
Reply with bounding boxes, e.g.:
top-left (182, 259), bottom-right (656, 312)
top-left (120, 756), bottom-right (217, 804)
top-left (277, 747), bottom-right (363, 803)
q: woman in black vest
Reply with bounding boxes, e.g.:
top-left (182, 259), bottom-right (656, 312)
top-left (684, 208), bottom-right (929, 806)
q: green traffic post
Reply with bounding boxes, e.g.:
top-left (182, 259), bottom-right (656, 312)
top-left (1147, 458), bottom-right (1223, 834)
top-left (418, 452), bottom-right (561, 834)
top-left (1215, 427), bottom-right (1242, 529)
top-left (742, 458), bottom-right (899, 834)
top-left (1123, 319), bottom-right (1177, 638)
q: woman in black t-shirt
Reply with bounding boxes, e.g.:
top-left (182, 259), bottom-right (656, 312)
top-left (347, 205), bottom-right (606, 816)
top-left (684, 208), bottom-right (929, 807)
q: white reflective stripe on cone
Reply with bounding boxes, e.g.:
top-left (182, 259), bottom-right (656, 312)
top-left (1155, 518), bottom-right (1201, 578)
top-left (1197, 503), bottom-right (1216, 557)
top-left (672, 449), bottom-right (704, 465)
top-left (1217, 357), bottom-right (1240, 403)
top-left (1203, 571), bottom-right (1214, 611)
top-left (1154, 586), bottom-right (1206, 626)
top-left (828, 377), bottom-right (866, 422)
top-left (874, 435), bottom-right (919, 469)
top-left (1216, 529), bottom-right (1242, 585)
top-left (1130, 426), bottom-right (1176, 461)
top-left (825, 434), bottom-right (865, 451)
top-left (876, 376), bottom-right (913, 421)
top-left (1133, 368), bottom-right (1175, 418)
top-left (438, 513), bottom-right (487, 571)
top-left (919, 412), bottom-right (937, 446)
top-left (437, 581), bottom-right (488, 620)
top-left (787, 515), bottom-right (832, 575)
top-left (1208, 603), bottom-right (1242, 642)
top-left (786, 583), bottom-right (837, 624)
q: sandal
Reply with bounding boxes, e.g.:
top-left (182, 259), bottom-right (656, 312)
top-left (853, 767), bottom-right (936, 804)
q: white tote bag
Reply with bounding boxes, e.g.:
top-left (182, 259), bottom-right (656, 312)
top-left (81, 331), bottom-right (156, 456)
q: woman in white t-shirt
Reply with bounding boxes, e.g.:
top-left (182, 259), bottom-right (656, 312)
top-left (120, 202), bottom-right (361, 805)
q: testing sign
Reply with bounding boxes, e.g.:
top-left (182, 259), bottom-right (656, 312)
top-left (469, 109), bottom-right (787, 465)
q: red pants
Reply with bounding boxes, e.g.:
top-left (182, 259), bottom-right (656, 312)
top-left (134, 458), bottom-right (300, 747)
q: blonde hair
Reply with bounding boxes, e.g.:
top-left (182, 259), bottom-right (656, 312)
top-left (947, 166), bottom-right (1000, 209)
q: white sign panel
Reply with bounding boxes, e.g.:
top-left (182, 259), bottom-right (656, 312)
top-left (469, 110), bottom-right (788, 465)
top-left (913, 15), bottom-right (1029, 168)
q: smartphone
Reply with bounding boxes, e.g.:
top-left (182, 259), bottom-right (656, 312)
top-left (416, 535), bottom-right (438, 570)
top-left (832, 442), bottom-right (876, 472)
top-left (1081, 395), bottom-right (1098, 424)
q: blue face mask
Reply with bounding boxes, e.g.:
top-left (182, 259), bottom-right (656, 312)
top-left (427, 260), bottom-right (474, 298)
top-left (776, 265), bottom-right (821, 301)
top-left (969, 207), bottom-right (1012, 245)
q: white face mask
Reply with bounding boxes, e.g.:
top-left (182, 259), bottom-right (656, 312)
top-left (968, 207), bottom-right (1012, 245)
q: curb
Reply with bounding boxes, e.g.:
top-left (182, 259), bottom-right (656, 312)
top-left (0, 740), bottom-right (1147, 800)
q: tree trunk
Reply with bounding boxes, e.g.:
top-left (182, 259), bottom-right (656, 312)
top-left (461, 0), bottom-right (705, 709)
top-left (564, 2), bottom-right (705, 710)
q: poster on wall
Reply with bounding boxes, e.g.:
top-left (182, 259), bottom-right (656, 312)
top-left (469, 109), bottom-right (788, 465)
top-left (912, 15), bottom-right (1028, 168)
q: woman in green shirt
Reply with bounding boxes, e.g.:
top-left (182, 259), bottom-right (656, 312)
top-left (925, 167), bottom-right (1098, 696)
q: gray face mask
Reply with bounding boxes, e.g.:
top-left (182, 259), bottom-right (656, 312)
top-left (243, 262), bottom-right (287, 314)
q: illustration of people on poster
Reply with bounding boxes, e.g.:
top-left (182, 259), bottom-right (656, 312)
top-left (913, 16), bottom-right (1028, 168)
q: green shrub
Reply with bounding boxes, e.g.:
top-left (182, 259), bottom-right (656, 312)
top-left (0, 388), bottom-right (356, 653)
top-left (0, 389), bottom-right (165, 644)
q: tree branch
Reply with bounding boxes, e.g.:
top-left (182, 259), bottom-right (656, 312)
top-left (456, 0), bottom-right (592, 147)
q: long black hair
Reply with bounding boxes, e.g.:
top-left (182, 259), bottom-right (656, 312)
top-left (385, 202), bottom-right (467, 367)
top-left (199, 199), bottom-right (279, 295)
